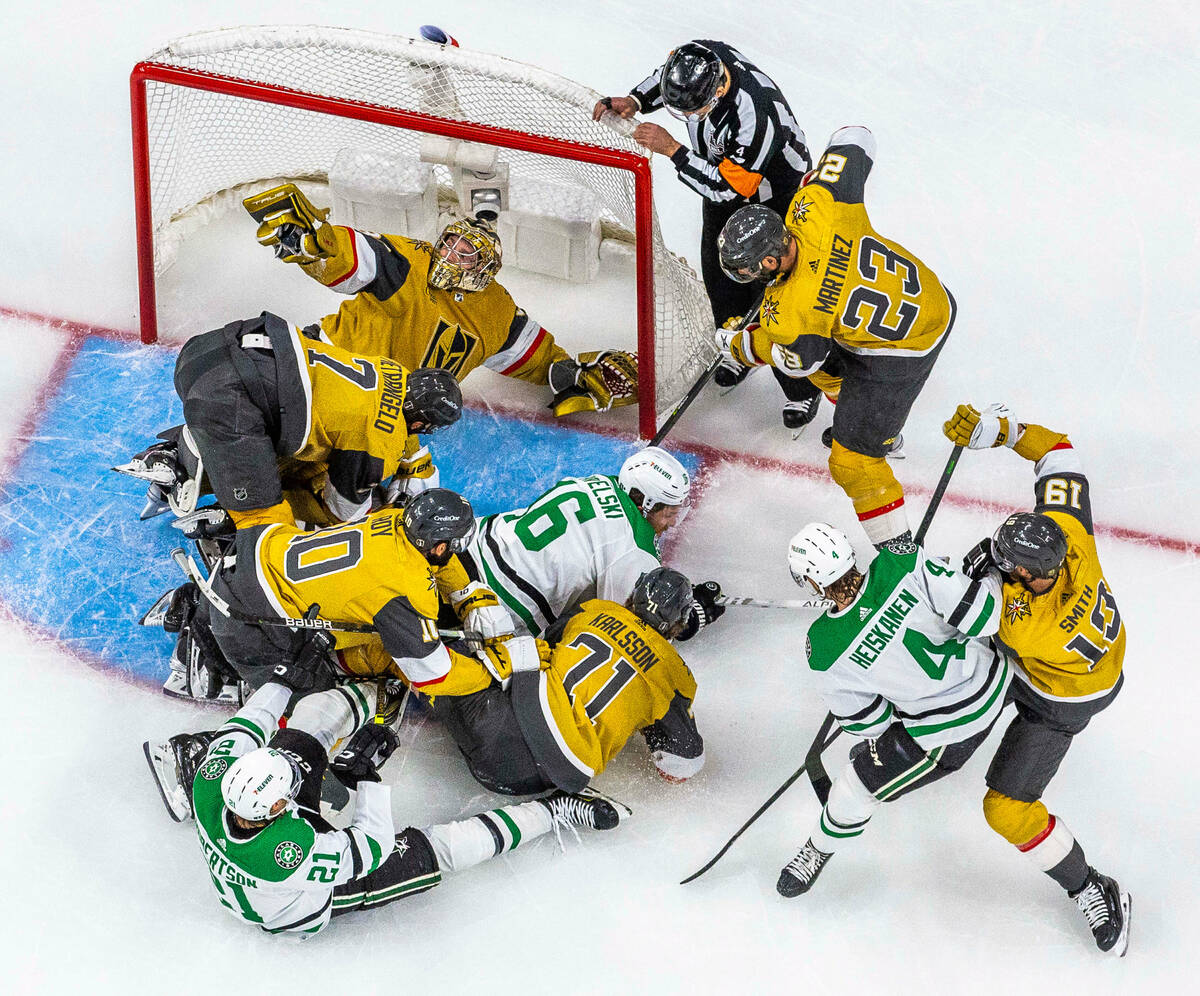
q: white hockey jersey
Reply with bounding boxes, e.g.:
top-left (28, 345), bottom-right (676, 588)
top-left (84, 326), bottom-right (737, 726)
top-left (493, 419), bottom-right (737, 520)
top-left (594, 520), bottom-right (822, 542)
top-left (465, 475), bottom-right (661, 636)
top-left (805, 546), bottom-right (1010, 749)
top-left (191, 683), bottom-right (396, 935)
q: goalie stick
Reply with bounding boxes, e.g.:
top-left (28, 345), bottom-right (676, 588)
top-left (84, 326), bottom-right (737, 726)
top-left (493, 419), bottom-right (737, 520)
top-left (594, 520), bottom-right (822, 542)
top-left (650, 289), bottom-right (767, 447)
top-left (680, 444), bottom-right (965, 884)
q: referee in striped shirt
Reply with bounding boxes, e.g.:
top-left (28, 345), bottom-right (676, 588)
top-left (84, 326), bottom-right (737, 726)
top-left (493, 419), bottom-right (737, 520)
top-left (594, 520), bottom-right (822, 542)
top-left (595, 41), bottom-right (820, 415)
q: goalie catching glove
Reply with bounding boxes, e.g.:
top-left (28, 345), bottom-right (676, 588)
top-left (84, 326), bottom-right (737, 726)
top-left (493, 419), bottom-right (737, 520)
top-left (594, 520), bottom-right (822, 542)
top-left (242, 183), bottom-right (336, 264)
top-left (549, 350), bottom-right (639, 416)
top-left (475, 634), bottom-right (551, 687)
top-left (944, 402), bottom-right (1023, 450)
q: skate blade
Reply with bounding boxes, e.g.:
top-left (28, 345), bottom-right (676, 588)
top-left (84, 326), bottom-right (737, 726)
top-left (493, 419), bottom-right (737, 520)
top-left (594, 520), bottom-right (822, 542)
top-left (790, 425), bottom-right (810, 442)
top-left (139, 493), bottom-right (171, 520)
top-left (1115, 891), bottom-right (1131, 958)
top-left (142, 740), bottom-right (190, 823)
top-left (139, 589), bottom-right (175, 628)
top-left (112, 460), bottom-right (177, 486)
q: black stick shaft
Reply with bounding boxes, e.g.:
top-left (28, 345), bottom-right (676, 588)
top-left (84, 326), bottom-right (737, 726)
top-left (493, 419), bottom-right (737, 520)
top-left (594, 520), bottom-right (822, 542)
top-left (650, 289), bottom-right (767, 448)
top-left (804, 442), bottom-right (966, 804)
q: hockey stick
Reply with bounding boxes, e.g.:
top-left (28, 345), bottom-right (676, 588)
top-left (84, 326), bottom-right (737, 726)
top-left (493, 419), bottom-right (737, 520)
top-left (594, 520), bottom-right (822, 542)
top-left (168, 548), bottom-right (479, 641)
top-left (681, 445), bottom-right (966, 884)
top-left (716, 594), bottom-right (829, 610)
top-left (649, 290), bottom-right (767, 447)
top-left (803, 442), bottom-right (966, 804)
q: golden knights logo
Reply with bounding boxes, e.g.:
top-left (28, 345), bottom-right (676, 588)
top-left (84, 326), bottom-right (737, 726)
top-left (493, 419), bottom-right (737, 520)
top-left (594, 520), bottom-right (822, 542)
top-left (791, 197), bottom-right (813, 225)
top-left (1004, 590), bottom-right (1032, 624)
top-left (759, 296), bottom-right (780, 327)
top-left (421, 318), bottom-right (480, 377)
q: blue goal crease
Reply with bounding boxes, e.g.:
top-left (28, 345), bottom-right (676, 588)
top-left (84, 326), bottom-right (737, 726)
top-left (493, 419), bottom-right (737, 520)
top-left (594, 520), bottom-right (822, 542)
top-left (0, 336), bottom-right (700, 683)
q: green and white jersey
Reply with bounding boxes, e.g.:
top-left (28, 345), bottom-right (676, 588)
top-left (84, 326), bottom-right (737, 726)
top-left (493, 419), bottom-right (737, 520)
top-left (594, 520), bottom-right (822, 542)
top-left (806, 546), bottom-right (1010, 749)
top-left (191, 684), bottom-right (395, 935)
top-left (467, 475), bottom-right (661, 636)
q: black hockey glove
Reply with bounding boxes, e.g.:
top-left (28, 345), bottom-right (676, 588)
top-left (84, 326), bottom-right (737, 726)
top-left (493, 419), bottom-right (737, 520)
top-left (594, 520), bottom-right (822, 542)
top-left (677, 581), bottom-right (726, 642)
top-left (271, 628), bottom-right (336, 693)
top-left (330, 724), bottom-right (400, 789)
top-left (961, 538), bottom-right (997, 580)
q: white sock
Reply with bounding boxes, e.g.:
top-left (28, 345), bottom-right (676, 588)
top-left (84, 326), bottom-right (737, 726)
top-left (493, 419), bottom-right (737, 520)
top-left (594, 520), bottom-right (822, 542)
top-left (811, 762), bottom-right (880, 854)
top-left (287, 682), bottom-right (376, 753)
top-left (424, 800), bottom-right (554, 873)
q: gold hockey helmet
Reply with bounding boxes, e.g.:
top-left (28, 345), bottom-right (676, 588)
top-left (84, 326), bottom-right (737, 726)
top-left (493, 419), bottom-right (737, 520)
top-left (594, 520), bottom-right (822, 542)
top-left (428, 219), bottom-right (502, 293)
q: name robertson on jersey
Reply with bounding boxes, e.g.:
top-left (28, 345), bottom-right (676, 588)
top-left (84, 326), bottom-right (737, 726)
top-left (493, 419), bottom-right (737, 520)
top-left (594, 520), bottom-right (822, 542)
top-left (813, 234), bottom-right (854, 315)
top-left (847, 588), bottom-right (920, 669)
top-left (201, 833), bottom-right (259, 890)
top-left (373, 359), bottom-right (406, 434)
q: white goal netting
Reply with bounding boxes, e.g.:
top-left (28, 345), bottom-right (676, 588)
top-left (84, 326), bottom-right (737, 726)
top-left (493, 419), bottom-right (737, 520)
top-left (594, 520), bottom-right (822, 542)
top-left (134, 25), bottom-right (716, 431)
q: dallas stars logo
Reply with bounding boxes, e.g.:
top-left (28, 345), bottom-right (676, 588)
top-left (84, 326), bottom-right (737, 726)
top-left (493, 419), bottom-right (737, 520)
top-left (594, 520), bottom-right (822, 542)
top-left (790, 196), bottom-right (813, 225)
top-left (394, 835), bottom-right (410, 858)
top-left (200, 758), bottom-right (228, 781)
top-left (275, 841), bottom-right (305, 869)
top-left (1004, 590), bottom-right (1032, 624)
top-left (759, 297), bottom-right (780, 327)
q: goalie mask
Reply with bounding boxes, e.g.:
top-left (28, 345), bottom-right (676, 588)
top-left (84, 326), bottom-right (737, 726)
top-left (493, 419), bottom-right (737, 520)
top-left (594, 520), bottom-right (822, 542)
top-left (221, 748), bottom-right (303, 823)
top-left (428, 219), bottom-right (502, 293)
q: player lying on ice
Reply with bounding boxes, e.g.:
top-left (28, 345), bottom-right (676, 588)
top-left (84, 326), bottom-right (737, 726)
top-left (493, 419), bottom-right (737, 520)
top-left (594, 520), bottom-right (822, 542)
top-left (431, 566), bottom-right (705, 795)
top-left (459, 445), bottom-right (724, 639)
top-left (114, 314), bottom-right (462, 524)
top-left (173, 656), bottom-right (619, 936)
top-left (243, 182), bottom-right (640, 419)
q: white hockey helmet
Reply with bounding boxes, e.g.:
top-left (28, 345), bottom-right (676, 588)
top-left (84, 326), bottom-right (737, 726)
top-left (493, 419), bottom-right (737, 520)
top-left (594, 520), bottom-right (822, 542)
top-left (788, 522), bottom-right (856, 595)
top-left (221, 747), bottom-right (302, 822)
top-left (618, 446), bottom-right (691, 514)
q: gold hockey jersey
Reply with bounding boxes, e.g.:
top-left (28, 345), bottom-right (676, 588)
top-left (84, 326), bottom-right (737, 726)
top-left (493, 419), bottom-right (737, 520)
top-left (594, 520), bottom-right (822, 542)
top-left (510, 600), bottom-right (701, 791)
top-left (741, 126), bottom-right (954, 378)
top-left (299, 226), bottom-right (567, 385)
top-left (242, 510), bottom-right (491, 695)
top-left (995, 427), bottom-right (1125, 701)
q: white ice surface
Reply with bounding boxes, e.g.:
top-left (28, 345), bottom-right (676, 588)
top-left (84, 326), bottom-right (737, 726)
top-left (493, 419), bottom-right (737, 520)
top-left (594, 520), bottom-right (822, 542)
top-left (0, 2), bottom-right (1197, 993)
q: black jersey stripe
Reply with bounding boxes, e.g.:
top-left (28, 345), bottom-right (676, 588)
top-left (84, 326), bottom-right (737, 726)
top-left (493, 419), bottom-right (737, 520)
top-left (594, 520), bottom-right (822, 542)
top-left (892, 650), bottom-right (1004, 721)
top-left (263, 893), bottom-right (332, 933)
top-left (483, 520), bottom-right (556, 627)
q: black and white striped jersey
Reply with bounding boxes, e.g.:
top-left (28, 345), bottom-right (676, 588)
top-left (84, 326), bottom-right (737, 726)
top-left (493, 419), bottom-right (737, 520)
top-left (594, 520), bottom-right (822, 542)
top-left (630, 40), bottom-right (810, 203)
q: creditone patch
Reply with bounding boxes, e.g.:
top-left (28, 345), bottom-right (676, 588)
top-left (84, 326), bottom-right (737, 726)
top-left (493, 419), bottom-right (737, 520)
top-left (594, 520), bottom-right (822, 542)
top-left (0, 336), bottom-right (701, 685)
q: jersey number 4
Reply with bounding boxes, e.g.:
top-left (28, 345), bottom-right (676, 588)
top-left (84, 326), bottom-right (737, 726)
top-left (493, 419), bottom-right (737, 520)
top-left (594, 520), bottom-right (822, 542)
top-left (842, 236), bottom-right (922, 342)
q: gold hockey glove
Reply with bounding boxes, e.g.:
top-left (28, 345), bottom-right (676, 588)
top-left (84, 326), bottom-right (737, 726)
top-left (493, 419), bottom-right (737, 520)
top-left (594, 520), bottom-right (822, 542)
top-left (551, 350), bottom-right (639, 416)
top-left (449, 582), bottom-right (513, 640)
top-left (476, 635), bottom-right (550, 685)
top-left (943, 403), bottom-right (1022, 449)
top-left (242, 183), bottom-right (335, 263)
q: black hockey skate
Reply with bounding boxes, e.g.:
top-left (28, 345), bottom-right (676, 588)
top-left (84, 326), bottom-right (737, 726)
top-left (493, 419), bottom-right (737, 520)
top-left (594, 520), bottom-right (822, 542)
top-left (142, 731), bottom-right (219, 822)
top-left (783, 396), bottom-right (820, 439)
top-left (1070, 867), bottom-right (1131, 957)
top-left (539, 790), bottom-right (622, 831)
top-left (777, 839), bottom-right (833, 897)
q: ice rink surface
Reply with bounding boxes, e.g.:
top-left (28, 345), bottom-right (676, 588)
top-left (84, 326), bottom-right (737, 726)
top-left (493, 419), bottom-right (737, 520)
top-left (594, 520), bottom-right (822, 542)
top-left (1, 2), bottom-right (1196, 993)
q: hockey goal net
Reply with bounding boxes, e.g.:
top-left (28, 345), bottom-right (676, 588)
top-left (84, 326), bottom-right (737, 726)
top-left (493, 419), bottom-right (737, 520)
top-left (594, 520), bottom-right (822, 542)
top-left (130, 25), bottom-right (715, 439)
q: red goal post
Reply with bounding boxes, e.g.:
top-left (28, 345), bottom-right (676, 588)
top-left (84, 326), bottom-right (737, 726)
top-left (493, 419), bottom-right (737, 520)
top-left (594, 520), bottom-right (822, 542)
top-left (129, 26), bottom-right (715, 440)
